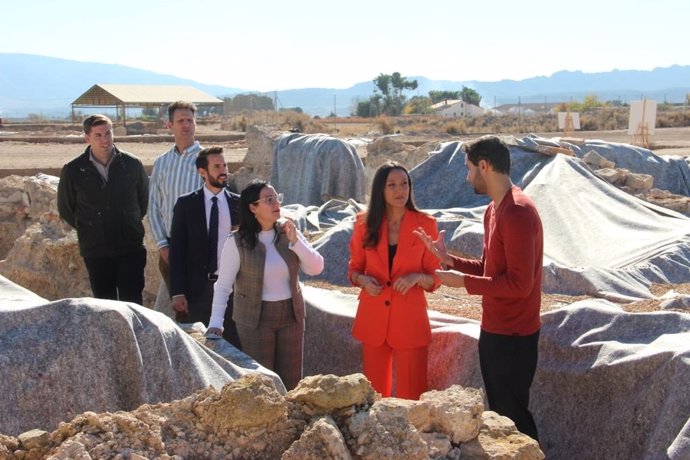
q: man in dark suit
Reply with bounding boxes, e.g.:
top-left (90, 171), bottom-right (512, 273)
top-left (169, 146), bottom-right (241, 348)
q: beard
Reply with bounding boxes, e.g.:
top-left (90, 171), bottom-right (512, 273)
top-left (470, 176), bottom-right (487, 195)
top-left (208, 174), bottom-right (227, 188)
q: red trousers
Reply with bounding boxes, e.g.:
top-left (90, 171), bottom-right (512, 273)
top-left (362, 342), bottom-right (428, 400)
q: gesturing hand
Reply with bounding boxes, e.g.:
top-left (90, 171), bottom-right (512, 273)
top-left (414, 227), bottom-right (451, 268)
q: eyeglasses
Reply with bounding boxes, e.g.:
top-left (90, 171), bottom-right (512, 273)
top-left (253, 193), bottom-right (283, 206)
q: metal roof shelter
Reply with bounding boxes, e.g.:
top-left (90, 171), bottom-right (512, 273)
top-left (71, 84), bottom-right (223, 125)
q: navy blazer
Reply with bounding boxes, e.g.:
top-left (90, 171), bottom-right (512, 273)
top-left (169, 187), bottom-right (239, 302)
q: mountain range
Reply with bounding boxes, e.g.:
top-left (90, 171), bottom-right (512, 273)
top-left (1, 53), bottom-right (689, 118)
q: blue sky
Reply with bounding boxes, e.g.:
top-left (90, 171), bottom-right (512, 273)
top-left (2, 0), bottom-right (687, 91)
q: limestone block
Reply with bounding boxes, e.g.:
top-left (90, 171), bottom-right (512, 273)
top-left (460, 411), bottom-right (544, 459)
top-left (595, 167), bottom-right (627, 185)
top-left (625, 172), bottom-right (654, 191)
top-left (282, 416), bottom-right (352, 460)
top-left (583, 149), bottom-right (615, 169)
top-left (287, 373), bottom-right (377, 414)
top-left (18, 429), bottom-right (50, 450)
top-left (421, 385), bottom-right (484, 443)
top-left (363, 137), bottom-right (439, 196)
top-left (195, 373), bottom-right (288, 431)
top-left (245, 125), bottom-right (279, 165)
top-left (345, 401), bottom-right (428, 460)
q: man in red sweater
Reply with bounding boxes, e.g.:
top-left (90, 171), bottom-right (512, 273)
top-left (416, 135), bottom-right (543, 441)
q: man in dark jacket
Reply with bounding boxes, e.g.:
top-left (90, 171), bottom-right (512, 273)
top-left (57, 114), bottom-right (149, 304)
top-left (169, 146), bottom-right (240, 347)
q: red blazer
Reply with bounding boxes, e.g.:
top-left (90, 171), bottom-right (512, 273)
top-left (349, 209), bottom-right (441, 348)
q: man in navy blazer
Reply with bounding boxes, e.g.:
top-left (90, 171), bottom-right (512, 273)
top-left (169, 146), bottom-right (241, 348)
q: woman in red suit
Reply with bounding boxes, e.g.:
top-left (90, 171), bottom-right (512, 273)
top-left (348, 161), bottom-right (441, 399)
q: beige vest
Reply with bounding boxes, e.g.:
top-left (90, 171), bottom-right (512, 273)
top-left (232, 222), bottom-right (304, 328)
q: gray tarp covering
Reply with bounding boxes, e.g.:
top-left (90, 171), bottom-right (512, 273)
top-left (535, 300), bottom-right (690, 460)
top-left (270, 132), bottom-right (366, 206)
top-left (0, 276), bottom-right (282, 436)
top-left (305, 139), bottom-right (690, 300)
top-left (302, 286), bottom-right (690, 460)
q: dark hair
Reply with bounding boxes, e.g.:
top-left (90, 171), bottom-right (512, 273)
top-left (82, 114), bottom-right (112, 134)
top-left (363, 161), bottom-right (419, 248)
top-left (195, 146), bottom-right (224, 170)
top-left (464, 135), bottom-right (511, 175)
top-left (237, 179), bottom-right (275, 249)
top-left (167, 100), bottom-right (197, 122)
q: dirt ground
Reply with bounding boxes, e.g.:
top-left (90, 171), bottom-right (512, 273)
top-left (1, 123), bottom-right (689, 317)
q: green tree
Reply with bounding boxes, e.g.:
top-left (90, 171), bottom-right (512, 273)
top-left (460, 87), bottom-right (482, 106)
top-left (371, 72), bottom-right (418, 116)
top-left (355, 94), bottom-right (384, 117)
top-left (429, 90), bottom-right (461, 104)
top-left (406, 95), bottom-right (432, 114)
top-left (428, 87), bottom-right (481, 106)
top-left (224, 93), bottom-right (274, 113)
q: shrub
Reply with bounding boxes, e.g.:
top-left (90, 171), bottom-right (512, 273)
top-left (444, 120), bottom-right (467, 135)
top-left (376, 117), bottom-right (394, 135)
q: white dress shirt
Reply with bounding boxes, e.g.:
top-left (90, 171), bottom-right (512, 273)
top-left (203, 186), bottom-right (232, 275)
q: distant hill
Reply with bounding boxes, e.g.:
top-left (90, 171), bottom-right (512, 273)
top-left (1, 53), bottom-right (689, 118)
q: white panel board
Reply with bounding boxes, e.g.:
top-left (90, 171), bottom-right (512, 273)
top-left (628, 100), bottom-right (657, 135)
top-left (558, 112), bottom-right (581, 130)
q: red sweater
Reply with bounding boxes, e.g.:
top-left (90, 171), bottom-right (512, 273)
top-left (451, 186), bottom-right (543, 335)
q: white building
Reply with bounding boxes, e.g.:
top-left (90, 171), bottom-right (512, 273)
top-left (430, 99), bottom-right (485, 118)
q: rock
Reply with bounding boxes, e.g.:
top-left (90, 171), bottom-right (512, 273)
top-left (421, 385), bottom-right (484, 443)
top-left (0, 373), bottom-right (513, 459)
top-left (376, 398), bottom-right (432, 433)
top-left (364, 137), bottom-right (439, 197)
top-left (583, 149), bottom-right (615, 169)
top-left (227, 125), bottom-right (278, 193)
top-left (17, 429), bottom-right (50, 450)
top-left (0, 174), bottom-right (59, 258)
top-left (344, 400), bottom-right (428, 460)
top-left (0, 175), bottom-right (159, 306)
top-left (0, 434), bottom-right (19, 457)
top-left (641, 188), bottom-right (690, 216)
top-left (195, 373), bottom-right (288, 431)
top-left (287, 373), bottom-right (377, 415)
top-left (420, 431), bottom-right (452, 458)
top-left (625, 172), bottom-right (654, 192)
top-left (460, 411), bottom-right (544, 459)
top-left (595, 167), bottom-right (627, 186)
top-left (281, 416), bottom-right (352, 460)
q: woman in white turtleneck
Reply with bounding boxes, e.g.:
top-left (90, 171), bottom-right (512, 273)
top-left (208, 180), bottom-right (323, 390)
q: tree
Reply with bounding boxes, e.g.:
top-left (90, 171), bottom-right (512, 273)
top-left (224, 93), bottom-right (274, 113)
top-left (370, 72), bottom-right (418, 116)
top-left (405, 95), bottom-right (432, 114)
top-left (460, 87), bottom-right (482, 106)
top-left (428, 87), bottom-right (481, 106)
top-left (429, 90), bottom-right (461, 104)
